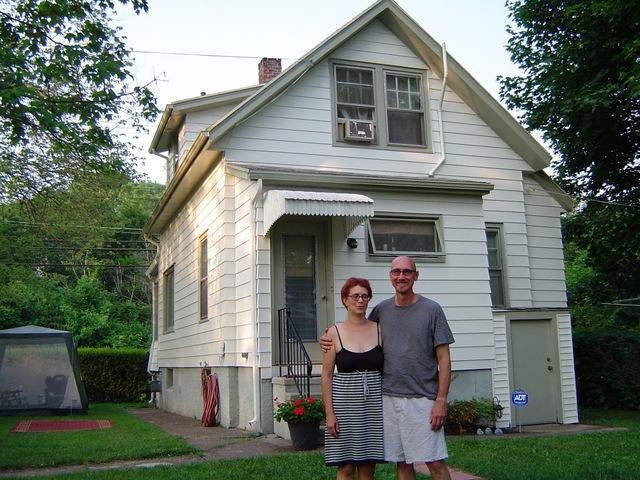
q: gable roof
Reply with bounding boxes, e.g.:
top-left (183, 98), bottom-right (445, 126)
top-left (149, 85), bottom-right (260, 154)
top-left (145, 0), bottom-right (561, 234)
top-left (181, 0), bottom-right (551, 172)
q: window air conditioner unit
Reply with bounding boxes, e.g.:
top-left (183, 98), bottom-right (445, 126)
top-left (343, 120), bottom-right (375, 141)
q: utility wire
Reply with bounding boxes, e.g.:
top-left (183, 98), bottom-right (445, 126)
top-left (527, 187), bottom-right (638, 208)
top-left (132, 50), bottom-right (297, 61)
top-left (3, 263), bottom-right (149, 268)
top-left (43, 246), bottom-right (155, 252)
top-left (2, 220), bottom-right (145, 232)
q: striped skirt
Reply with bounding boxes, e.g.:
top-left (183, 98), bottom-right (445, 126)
top-left (324, 370), bottom-right (385, 466)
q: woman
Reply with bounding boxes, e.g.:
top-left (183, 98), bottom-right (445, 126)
top-left (322, 277), bottom-right (385, 480)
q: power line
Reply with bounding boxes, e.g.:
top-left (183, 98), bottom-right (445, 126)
top-left (132, 49), bottom-right (297, 61)
top-left (43, 246), bottom-right (155, 252)
top-left (44, 239), bottom-right (150, 245)
top-left (2, 220), bottom-right (145, 232)
top-left (527, 187), bottom-right (638, 208)
top-left (3, 263), bottom-right (150, 268)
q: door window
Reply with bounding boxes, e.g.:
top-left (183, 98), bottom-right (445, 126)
top-left (284, 235), bottom-right (317, 341)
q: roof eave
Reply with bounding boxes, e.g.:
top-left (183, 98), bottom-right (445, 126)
top-left (144, 133), bottom-right (216, 235)
top-left (148, 86), bottom-right (261, 154)
top-left (228, 163), bottom-right (494, 196)
top-left (526, 171), bottom-right (575, 212)
top-left (148, 105), bottom-right (174, 154)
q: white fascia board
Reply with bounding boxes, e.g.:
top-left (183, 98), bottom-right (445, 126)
top-left (231, 164), bottom-right (494, 196)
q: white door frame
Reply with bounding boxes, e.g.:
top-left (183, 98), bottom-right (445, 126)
top-left (506, 311), bottom-right (562, 425)
top-left (270, 217), bottom-right (334, 364)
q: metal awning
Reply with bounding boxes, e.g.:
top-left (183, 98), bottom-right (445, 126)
top-left (262, 190), bottom-right (374, 236)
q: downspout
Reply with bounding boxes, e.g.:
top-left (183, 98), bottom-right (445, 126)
top-left (150, 149), bottom-right (172, 184)
top-left (428, 43), bottom-right (448, 177)
top-left (248, 179), bottom-right (264, 431)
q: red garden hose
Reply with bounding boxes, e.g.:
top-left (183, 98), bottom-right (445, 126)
top-left (201, 369), bottom-right (220, 427)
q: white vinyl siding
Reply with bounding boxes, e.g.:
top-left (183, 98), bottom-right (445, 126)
top-left (157, 162), bottom-right (247, 367)
top-left (556, 312), bottom-right (578, 423)
top-left (491, 312), bottom-right (512, 429)
top-left (178, 105), bottom-right (242, 163)
top-left (328, 191), bottom-right (495, 372)
top-left (523, 175), bottom-right (568, 307)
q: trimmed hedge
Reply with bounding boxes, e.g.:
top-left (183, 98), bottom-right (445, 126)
top-left (573, 330), bottom-right (640, 410)
top-left (78, 348), bottom-right (149, 402)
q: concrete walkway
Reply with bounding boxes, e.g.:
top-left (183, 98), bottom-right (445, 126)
top-left (1, 407), bottom-right (623, 479)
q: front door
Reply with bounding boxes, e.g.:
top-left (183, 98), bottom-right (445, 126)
top-left (510, 319), bottom-right (559, 425)
top-left (272, 220), bottom-right (331, 363)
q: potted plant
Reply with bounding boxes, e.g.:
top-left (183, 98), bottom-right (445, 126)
top-left (273, 396), bottom-right (325, 450)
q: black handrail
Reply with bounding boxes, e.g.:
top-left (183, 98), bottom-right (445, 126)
top-left (277, 307), bottom-right (313, 398)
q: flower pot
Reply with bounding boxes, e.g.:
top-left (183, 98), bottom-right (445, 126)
top-left (287, 421), bottom-right (320, 451)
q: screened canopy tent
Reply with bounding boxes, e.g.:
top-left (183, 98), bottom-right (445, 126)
top-left (0, 326), bottom-right (88, 415)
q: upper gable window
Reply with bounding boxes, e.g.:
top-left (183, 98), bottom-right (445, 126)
top-left (333, 63), bottom-right (429, 148)
top-left (335, 66), bottom-right (376, 142)
top-left (336, 66), bottom-right (375, 121)
top-left (385, 72), bottom-right (425, 146)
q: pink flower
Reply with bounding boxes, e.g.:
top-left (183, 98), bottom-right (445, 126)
top-left (293, 407), bottom-right (305, 416)
top-left (306, 396), bottom-right (315, 405)
top-left (294, 399), bottom-right (303, 407)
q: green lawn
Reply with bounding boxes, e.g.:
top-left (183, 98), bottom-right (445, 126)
top-left (445, 409), bottom-right (640, 480)
top-left (1, 407), bottom-right (638, 479)
top-left (0, 403), bottom-right (197, 470)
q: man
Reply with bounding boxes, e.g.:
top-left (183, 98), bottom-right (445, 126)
top-left (321, 256), bottom-right (454, 480)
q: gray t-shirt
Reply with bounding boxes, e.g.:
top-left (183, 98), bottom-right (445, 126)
top-left (369, 295), bottom-right (454, 399)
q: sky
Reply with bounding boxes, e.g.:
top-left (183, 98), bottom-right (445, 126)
top-left (116, 0), bottom-right (523, 184)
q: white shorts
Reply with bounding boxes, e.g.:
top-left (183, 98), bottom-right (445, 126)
top-left (383, 395), bottom-right (448, 464)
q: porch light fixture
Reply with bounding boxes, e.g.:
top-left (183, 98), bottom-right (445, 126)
top-left (346, 238), bottom-right (358, 249)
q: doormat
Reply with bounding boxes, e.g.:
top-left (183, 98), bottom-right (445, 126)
top-left (12, 419), bottom-right (113, 433)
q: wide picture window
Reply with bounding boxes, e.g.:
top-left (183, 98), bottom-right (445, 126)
top-left (367, 217), bottom-right (443, 258)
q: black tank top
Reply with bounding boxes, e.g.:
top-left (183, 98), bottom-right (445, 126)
top-left (334, 323), bottom-right (384, 373)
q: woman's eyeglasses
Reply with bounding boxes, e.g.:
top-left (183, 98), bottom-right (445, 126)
top-left (348, 294), bottom-right (370, 301)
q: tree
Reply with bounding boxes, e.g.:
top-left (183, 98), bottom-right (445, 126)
top-left (0, 0), bottom-right (158, 203)
top-left (500, 0), bottom-right (640, 319)
top-left (500, 0), bottom-right (640, 202)
top-left (0, 178), bottom-right (163, 347)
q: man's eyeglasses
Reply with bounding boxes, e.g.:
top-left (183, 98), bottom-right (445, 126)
top-left (390, 268), bottom-right (416, 277)
top-left (348, 294), bottom-right (370, 301)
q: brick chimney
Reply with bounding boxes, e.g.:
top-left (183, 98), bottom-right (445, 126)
top-left (258, 58), bottom-right (282, 84)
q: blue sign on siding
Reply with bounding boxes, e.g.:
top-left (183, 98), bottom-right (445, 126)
top-left (511, 389), bottom-right (529, 407)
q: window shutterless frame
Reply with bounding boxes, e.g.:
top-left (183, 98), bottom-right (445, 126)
top-left (384, 70), bottom-right (427, 146)
top-left (334, 64), bottom-right (377, 143)
top-left (198, 232), bottom-right (208, 321)
top-left (163, 265), bottom-right (175, 333)
top-left (330, 60), bottom-right (432, 151)
top-left (152, 280), bottom-right (159, 341)
top-left (366, 214), bottom-right (445, 261)
top-left (486, 224), bottom-right (507, 307)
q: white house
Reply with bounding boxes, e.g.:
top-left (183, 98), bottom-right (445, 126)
top-left (144, 0), bottom-right (578, 436)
